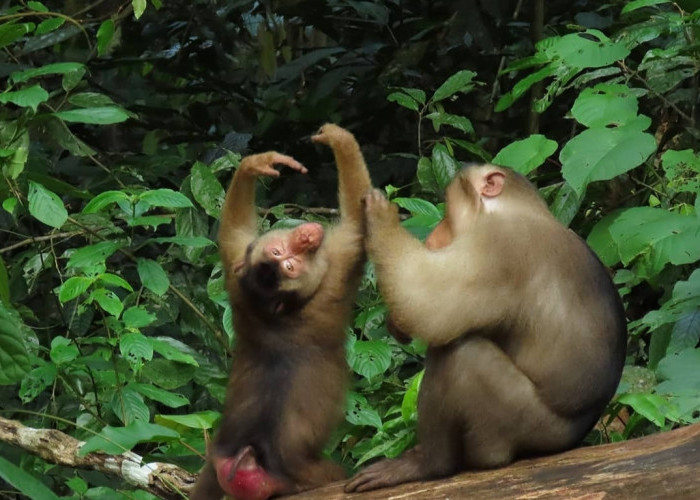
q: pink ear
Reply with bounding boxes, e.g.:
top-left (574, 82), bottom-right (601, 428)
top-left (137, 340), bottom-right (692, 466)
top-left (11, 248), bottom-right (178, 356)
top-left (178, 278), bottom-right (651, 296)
top-left (481, 171), bottom-right (505, 197)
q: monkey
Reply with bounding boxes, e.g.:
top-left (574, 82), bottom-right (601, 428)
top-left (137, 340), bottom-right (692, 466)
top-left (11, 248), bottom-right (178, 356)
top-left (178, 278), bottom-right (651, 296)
top-left (189, 124), bottom-right (372, 500)
top-left (345, 164), bottom-right (627, 492)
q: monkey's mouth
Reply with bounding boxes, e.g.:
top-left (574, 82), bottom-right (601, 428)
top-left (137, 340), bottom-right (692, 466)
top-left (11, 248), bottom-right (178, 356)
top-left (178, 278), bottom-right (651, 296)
top-left (253, 261), bottom-right (280, 291)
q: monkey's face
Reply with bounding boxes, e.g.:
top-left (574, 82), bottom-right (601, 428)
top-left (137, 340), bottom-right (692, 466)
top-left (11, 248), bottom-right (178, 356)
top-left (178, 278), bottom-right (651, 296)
top-left (238, 224), bottom-right (329, 312)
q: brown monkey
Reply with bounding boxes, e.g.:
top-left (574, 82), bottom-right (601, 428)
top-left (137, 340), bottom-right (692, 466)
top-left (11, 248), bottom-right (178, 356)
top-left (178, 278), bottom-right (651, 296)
top-left (190, 124), bottom-right (372, 500)
top-left (346, 164), bottom-right (627, 492)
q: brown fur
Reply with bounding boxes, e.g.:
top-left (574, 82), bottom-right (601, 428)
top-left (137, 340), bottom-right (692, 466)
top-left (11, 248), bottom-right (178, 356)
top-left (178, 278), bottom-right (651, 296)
top-left (190, 125), bottom-right (372, 499)
top-left (346, 164), bottom-right (627, 493)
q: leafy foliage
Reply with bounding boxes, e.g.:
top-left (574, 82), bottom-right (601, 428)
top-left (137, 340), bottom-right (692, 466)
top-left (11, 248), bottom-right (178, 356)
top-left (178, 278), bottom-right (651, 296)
top-left (0, 0), bottom-right (699, 497)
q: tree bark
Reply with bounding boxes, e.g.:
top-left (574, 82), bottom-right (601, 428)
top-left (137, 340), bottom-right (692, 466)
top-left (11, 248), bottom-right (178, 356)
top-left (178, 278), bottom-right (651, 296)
top-left (287, 423), bottom-right (700, 499)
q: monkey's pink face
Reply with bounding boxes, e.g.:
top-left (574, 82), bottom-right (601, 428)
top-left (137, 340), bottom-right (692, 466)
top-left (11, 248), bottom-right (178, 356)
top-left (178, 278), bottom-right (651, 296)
top-left (261, 223), bottom-right (324, 279)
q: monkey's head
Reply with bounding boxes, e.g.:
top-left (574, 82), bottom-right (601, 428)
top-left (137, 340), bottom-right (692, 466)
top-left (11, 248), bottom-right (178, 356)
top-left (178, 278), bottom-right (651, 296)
top-left (425, 164), bottom-right (548, 250)
top-left (236, 222), bottom-right (329, 315)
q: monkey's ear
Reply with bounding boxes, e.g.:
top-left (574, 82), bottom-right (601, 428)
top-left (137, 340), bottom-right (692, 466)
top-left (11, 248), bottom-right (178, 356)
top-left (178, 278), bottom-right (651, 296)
top-left (233, 260), bottom-right (245, 275)
top-left (481, 171), bottom-right (505, 197)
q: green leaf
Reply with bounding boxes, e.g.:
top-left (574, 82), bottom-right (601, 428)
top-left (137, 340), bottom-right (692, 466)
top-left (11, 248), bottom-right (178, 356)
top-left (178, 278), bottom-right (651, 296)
top-left (425, 112), bottom-right (474, 135)
top-left (139, 189), bottom-right (193, 209)
top-left (605, 207), bottom-right (700, 268)
top-left (54, 106), bottom-right (130, 125)
top-left (0, 304), bottom-right (31, 385)
top-left (617, 393), bottom-right (670, 427)
top-left (401, 370), bottom-right (423, 422)
top-left (96, 19), bottom-right (115, 57)
top-left (69, 92), bottom-right (117, 108)
top-left (0, 23), bottom-right (34, 50)
top-left (120, 332), bottom-right (153, 364)
top-left (3, 130), bottom-right (29, 179)
top-left (495, 65), bottom-right (558, 112)
top-left (387, 91), bottom-right (420, 111)
top-left (27, 1), bottom-right (49, 11)
top-left (431, 70), bottom-right (477, 102)
top-left (67, 241), bottom-right (123, 270)
top-left (349, 340), bottom-right (392, 379)
top-left (430, 143), bottom-right (460, 191)
top-left (416, 156), bottom-right (439, 194)
top-left (155, 411), bottom-right (220, 430)
top-left (570, 84), bottom-right (640, 128)
top-left (393, 197), bottom-right (441, 219)
top-left (656, 349), bottom-right (700, 396)
top-left (11, 62), bottom-right (84, 84)
top-left (560, 125), bottom-right (657, 196)
top-left (151, 236), bottom-right (214, 248)
top-left (345, 392), bottom-right (383, 429)
top-left (79, 421), bottom-right (179, 455)
top-left (50, 336), bottom-right (79, 365)
top-left (0, 456), bottom-right (60, 500)
top-left (97, 273), bottom-right (134, 292)
top-left (142, 358), bottom-right (196, 389)
top-left (58, 276), bottom-right (95, 302)
top-left (492, 135), bottom-right (558, 175)
top-left (111, 386), bottom-right (150, 424)
top-left (549, 182), bottom-right (580, 227)
top-left (191, 161), bottom-right (225, 217)
top-left (0, 84), bottom-right (48, 112)
top-left (123, 306), bottom-right (156, 328)
top-left (137, 259), bottom-right (170, 296)
top-left (28, 181), bottom-right (68, 228)
top-left (132, 0), bottom-right (147, 19)
top-left (91, 288), bottom-right (123, 317)
top-left (0, 256), bottom-right (8, 305)
top-left (640, 270), bottom-right (700, 332)
top-left (150, 336), bottom-right (199, 366)
top-left (544, 30), bottom-right (630, 69)
top-left (35, 17), bottom-right (65, 36)
top-left (19, 363), bottom-right (57, 403)
top-left (621, 0), bottom-right (670, 14)
top-left (661, 149), bottom-right (700, 194)
top-left (129, 382), bottom-right (188, 408)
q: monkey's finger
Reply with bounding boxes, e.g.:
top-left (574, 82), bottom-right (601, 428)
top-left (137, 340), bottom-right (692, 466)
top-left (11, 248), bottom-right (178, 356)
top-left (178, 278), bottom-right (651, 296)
top-left (268, 152), bottom-right (308, 174)
top-left (344, 472), bottom-right (381, 493)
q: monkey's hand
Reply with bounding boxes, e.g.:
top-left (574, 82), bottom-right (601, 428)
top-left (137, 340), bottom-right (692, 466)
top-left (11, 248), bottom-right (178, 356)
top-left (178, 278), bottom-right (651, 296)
top-left (239, 152), bottom-right (307, 178)
top-left (363, 188), bottom-right (399, 229)
top-left (311, 123), bottom-right (354, 147)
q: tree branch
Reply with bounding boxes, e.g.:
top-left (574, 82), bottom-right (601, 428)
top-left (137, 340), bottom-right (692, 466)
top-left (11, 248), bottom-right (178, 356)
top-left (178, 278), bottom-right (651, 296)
top-left (0, 416), bottom-right (195, 500)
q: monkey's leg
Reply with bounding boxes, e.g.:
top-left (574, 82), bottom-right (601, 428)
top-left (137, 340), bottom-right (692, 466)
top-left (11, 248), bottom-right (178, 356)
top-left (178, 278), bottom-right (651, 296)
top-left (435, 337), bottom-right (581, 467)
top-left (189, 461), bottom-right (225, 500)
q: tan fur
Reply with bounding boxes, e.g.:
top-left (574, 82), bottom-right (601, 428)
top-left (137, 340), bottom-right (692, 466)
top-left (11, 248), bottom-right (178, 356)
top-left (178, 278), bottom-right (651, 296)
top-left (346, 164), bottom-right (627, 493)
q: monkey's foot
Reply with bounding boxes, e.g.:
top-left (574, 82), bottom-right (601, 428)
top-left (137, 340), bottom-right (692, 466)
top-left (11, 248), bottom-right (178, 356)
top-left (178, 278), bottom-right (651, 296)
top-left (345, 457), bottom-right (423, 493)
top-left (239, 152), bottom-right (307, 178)
top-left (311, 123), bottom-right (354, 147)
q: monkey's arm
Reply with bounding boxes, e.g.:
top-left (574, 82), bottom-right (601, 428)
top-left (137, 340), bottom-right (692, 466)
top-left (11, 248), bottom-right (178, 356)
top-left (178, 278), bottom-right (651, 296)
top-left (364, 190), bottom-right (507, 346)
top-left (219, 152), bottom-right (307, 267)
top-left (311, 124), bottom-right (372, 229)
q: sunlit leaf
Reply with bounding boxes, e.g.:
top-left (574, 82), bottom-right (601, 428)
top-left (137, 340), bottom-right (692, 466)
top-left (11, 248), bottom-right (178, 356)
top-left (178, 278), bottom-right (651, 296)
top-left (54, 106), bottom-right (130, 125)
top-left (28, 181), bottom-right (68, 228)
top-left (493, 134), bottom-right (558, 174)
top-left (431, 70), bottom-right (477, 102)
top-left (137, 258), bottom-right (170, 296)
top-left (79, 421), bottom-right (179, 455)
top-left (0, 84), bottom-right (48, 112)
top-left (139, 189), bottom-right (193, 209)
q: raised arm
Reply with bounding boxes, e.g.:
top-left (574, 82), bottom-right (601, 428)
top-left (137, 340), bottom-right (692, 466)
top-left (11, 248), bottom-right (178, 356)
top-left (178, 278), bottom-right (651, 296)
top-left (218, 152), bottom-right (307, 269)
top-left (311, 124), bottom-right (372, 228)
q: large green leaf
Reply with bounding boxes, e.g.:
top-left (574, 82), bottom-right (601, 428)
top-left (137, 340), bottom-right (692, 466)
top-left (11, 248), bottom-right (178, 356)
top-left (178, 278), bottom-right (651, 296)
top-left (0, 303), bottom-right (31, 385)
top-left (137, 258), bottom-right (170, 296)
top-left (10, 62), bottom-right (84, 83)
top-left (150, 337), bottom-right (199, 366)
top-left (191, 161), bottom-right (225, 217)
top-left (54, 106), bottom-right (130, 125)
top-left (492, 134), bottom-right (557, 174)
top-left (28, 181), bottom-right (68, 228)
top-left (139, 188), bottom-right (193, 209)
top-left (431, 70), bottom-right (477, 102)
top-left (661, 149), bottom-right (700, 194)
top-left (393, 197), bottom-right (441, 218)
top-left (0, 84), bottom-right (48, 112)
top-left (0, 23), bottom-right (35, 51)
top-left (617, 393), bottom-right (671, 427)
top-left (607, 207), bottom-right (700, 267)
top-left (111, 386), bottom-right (150, 424)
top-left (122, 306), bottom-right (157, 328)
top-left (129, 382), bottom-right (189, 408)
top-left (67, 241), bottom-right (123, 270)
top-left (543, 30), bottom-right (630, 69)
top-left (560, 124), bottom-right (657, 196)
top-left (429, 143), bottom-right (460, 191)
top-left (79, 421), bottom-right (179, 455)
top-left (345, 392), bottom-right (383, 429)
top-left (156, 411), bottom-right (220, 430)
top-left (348, 340), bottom-right (392, 379)
top-left (120, 332), bottom-right (154, 365)
top-left (91, 288), bottom-right (123, 317)
top-left (640, 270), bottom-right (700, 332)
top-left (570, 84), bottom-right (640, 128)
top-left (0, 456), bottom-right (59, 500)
top-left (58, 276), bottom-right (95, 302)
top-left (656, 348), bottom-right (700, 396)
